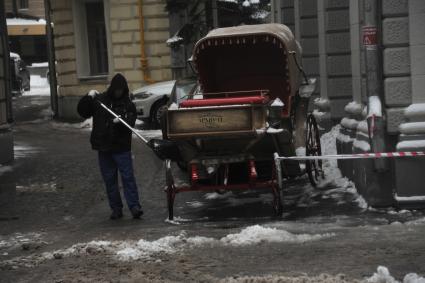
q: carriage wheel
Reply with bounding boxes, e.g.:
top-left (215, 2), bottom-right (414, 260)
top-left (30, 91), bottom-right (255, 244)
top-left (271, 163), bottom-right (283, 216)
top-left (305, 114), bottom-right (324, 187)
top-left (165, 160), bottom-right (176, 220)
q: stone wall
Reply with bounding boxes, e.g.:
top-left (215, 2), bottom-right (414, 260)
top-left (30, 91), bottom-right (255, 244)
top-left (0, 2), bottom-right (13, 164)
top-left (51, 0), bottom-right (171, 120)
top-left (382, 0), bottom-right (410, 135)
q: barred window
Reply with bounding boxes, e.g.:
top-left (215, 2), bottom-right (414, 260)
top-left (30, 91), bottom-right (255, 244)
top-left (19, 0), bottom-right (29, 9)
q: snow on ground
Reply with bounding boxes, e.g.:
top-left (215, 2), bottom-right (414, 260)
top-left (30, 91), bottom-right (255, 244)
top-left (0, 232), bottom-right (45, 250)
top-left (1, 225), bottom-right (335, 267)
top-left (50, 118), bottom-right (93, 130)
top-left (366, 266), bottom-right (425, 283)
top-left (23, 75), bottom-right (50, 96)
top-left (219, 266), bottom-right (425, 283)
top-left (13, 143), bottom-right (42, 159)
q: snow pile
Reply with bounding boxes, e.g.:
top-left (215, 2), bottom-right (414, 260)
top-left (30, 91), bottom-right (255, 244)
top-left (220, 274), bottom-right (356, 283)
top-left (267, 127), bottom-right (284, 134)
top-left (1, 226), bottom-right (335, 266)
top-left (166, 35), bottom-right (183, 46)
top-left (314, 98), bottom-right (330, 109)
top-left (31, 62), bottom-right (48, 67)
top-left (51, 118), bottom-right (92, 130)
top-left (0, 232), bottom-right (45, 250)
top-left (341, 118), bottom-right (359, 130)
top-left (345, 101), bottom-right (363, 114)
top-left (367, 96), bottom-right (383, 118)
top-left (24, 75), bottom-right (50, 96)
top-left (251, 10), bottom-right (270, 20)
top-left (337, 133), bottom-right (354, 143)
top-left (320, 125), bottom-right (368, 209)
top-left (271, 98), bottom-right (284, 107)
top-left (186, 201), bottom-right (204, 208)
top-left (205, 191), bottom-right (233, 200)
top-left (397, 140), bottom-right (425, 151)
top-left (14, 144), bottom-right (42, 159)
top-left (353, 139), bottom-right (371, 152)
top-left (220, 225), bottom-right (334, 246)
top-left (366, 266), bottom-right (425, 283)
top-left (6, 18), bottom-right (46, 26)
top-left (219, 267), bottom-right (425, 283)
top-left (296, 147), bottom-right (306, 156)
top-left (218, 0), bottom-right (237, 3)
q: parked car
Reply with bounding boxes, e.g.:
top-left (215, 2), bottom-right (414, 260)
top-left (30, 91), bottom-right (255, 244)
top-left (10, 52), bottom-right (30, 95)
top-left (132, 80), bottom-right (176, 126)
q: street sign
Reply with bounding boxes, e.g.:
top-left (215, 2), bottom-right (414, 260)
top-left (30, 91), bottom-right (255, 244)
top-left (363, 26), bottom-right (378, 49)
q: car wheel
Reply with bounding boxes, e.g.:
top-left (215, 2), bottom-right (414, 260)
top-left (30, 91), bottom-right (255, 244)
top-left (152, 101), bottom-right (168, 127)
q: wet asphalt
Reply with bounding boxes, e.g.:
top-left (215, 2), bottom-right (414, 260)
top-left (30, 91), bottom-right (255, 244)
top-left (1, 95), bottom-right (425, 282)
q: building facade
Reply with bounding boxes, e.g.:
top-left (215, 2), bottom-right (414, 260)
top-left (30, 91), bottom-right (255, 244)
top-left (0, 1), bottom-right (14, 165)
top-left (5, 0), bottom-right (46, 19)
top-left (49, 0), bottom-right (172, 120)
top-left (5, 0), bottom-right (47, 64)
top-left (272, 0), bottom-right (425, 206)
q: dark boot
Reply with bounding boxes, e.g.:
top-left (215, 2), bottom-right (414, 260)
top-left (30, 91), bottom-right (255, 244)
top-left (110, 209), bottom-right (123, 220)
top-left (130, 207), bottom-right (143, 219)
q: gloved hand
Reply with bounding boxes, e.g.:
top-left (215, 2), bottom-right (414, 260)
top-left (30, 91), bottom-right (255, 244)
top-left (88, 90), bottom-right (99, 98)
top-left (113, 116), bottom-right (121, 124)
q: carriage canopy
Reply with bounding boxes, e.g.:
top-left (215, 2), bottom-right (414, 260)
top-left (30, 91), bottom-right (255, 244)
top-left (193, 24), bottom-right (302, 101)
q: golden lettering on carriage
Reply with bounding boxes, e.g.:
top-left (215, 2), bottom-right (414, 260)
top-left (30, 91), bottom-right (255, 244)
top-left (199, 114), bottom-right (224, 128)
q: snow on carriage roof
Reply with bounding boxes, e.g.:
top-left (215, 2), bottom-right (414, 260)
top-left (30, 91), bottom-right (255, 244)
top-left (7, 18), bottom-right (46, 26)
top-left (197, 23), bottom-right (297, 49)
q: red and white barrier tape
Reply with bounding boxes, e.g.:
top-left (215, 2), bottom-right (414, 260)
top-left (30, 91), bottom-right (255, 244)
top-left (275, 151), bottom-right (425, 161)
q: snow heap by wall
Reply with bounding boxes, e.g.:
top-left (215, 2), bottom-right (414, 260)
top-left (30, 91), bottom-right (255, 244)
top-left (320, 125), bottom-right (368, 209)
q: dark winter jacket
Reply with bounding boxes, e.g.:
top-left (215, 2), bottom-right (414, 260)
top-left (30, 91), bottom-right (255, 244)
top-left (77, 74), bottom-right (137, 152)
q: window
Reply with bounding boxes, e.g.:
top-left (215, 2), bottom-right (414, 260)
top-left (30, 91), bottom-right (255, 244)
top-left (85, 2), bottom-right (108, 75)
top-left (73, 0), bottom-right (110, 78)
top-left (19, 0), bottom-right (29, 9)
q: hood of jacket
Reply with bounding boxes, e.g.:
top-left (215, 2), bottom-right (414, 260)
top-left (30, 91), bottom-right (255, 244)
top-left (107, 73), bottom-right (130, 100)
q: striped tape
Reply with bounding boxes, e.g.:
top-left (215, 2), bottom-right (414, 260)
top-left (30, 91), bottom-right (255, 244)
top-left (275, 151), bottom-right (425, 161)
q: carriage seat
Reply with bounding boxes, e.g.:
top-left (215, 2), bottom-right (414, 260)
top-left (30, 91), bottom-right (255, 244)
top-left (179, 95), bottom-right (269, 108)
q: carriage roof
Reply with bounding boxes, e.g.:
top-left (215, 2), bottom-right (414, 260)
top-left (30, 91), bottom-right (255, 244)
top-left (193, 23), bottom-right (302, 99)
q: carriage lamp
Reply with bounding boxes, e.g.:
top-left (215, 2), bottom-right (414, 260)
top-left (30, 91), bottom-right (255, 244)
top-left (268, 98), bottom-right (285, 127)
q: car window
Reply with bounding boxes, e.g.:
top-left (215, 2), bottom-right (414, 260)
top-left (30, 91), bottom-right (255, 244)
top-left (171, 80), bottom-right (197, 105)
top-left (175, 82), bottom-right (196, 104)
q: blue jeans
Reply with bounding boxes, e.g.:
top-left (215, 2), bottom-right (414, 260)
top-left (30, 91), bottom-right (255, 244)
top-left (98, 151), bottom-right (141, 211)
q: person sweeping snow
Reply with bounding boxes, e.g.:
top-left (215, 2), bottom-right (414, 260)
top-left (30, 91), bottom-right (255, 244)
top-left (77, 73), bottom-right (143, 220)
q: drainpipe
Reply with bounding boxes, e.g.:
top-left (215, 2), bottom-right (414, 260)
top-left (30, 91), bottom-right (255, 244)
top-left (138, 0), bottom-right (155, 84)
top-left (44, 0), bottom-right (58, 118)
top-left (212, 0), bottom-right (218, 28)
top-left (363, 0), bottom-right (388, 172)
top-left (12, 0), bottom-right (18, 17)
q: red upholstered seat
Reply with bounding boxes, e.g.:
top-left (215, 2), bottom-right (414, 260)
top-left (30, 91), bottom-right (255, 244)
top-left (179, 96), bottom-right (269, 108)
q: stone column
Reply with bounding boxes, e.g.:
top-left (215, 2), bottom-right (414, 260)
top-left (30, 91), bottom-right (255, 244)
top-left (314, 0), bottom-right (331, 128)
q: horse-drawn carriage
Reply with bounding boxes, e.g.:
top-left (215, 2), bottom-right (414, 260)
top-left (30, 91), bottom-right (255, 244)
top-left (156, 24), bottom-right (323, 220)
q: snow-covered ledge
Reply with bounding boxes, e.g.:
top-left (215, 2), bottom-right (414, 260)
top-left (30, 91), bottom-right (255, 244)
top-left (397, 104), bottom-right (425, 151)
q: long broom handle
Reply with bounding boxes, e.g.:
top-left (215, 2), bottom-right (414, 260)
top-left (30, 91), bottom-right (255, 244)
top-left (98, 101), bottom-right (149, 144)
